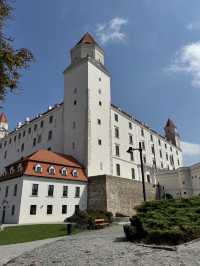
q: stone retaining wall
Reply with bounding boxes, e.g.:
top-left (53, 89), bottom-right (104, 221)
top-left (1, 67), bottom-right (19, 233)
top-left (87, 175), bottom-right (158, 216)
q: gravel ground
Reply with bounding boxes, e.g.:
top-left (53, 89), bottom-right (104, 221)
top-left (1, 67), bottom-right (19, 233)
top-left (4, 225), bottom-right (200, 266)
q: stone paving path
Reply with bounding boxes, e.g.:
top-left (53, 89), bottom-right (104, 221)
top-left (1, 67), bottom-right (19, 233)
top-left (3, 225), bottom-right (200, 266)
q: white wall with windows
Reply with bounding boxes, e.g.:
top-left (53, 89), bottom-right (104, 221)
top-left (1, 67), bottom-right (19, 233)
top-left (111, 106), bottom-right (183, 183)
top-left (0, 105), bottom-right (64, 175)
top-left (0, 176), bottom-right (87, 224)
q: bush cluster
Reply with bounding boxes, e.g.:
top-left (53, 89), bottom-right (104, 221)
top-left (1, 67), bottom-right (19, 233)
top-left (67, 209), bottom-right (113, 230)
top-left (124, 197), bottom-right (200, 245)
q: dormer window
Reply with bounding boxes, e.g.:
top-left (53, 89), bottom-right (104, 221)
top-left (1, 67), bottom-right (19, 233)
top-left (72, 169), bottom-right (78, 177)
top-left (61, 167), bottom-right (67, 176)
top-left (34, 164), bottom-right (42, 173)
top-left (49, 166), bottom-right (55, 175)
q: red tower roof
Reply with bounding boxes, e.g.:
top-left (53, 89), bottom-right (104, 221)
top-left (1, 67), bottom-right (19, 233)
top-left (0, 113), bottom-right (8, 123)
top-left (76, 32), bottom-right (97, 46)
top-left (165, 119), bottom-right (176, 128)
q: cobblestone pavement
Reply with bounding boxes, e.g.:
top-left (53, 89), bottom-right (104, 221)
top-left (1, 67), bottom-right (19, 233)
top-left (4, 225), bottom-right (200, 266)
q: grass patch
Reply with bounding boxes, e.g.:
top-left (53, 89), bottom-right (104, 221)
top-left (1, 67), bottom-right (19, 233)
top-left (0, 224), bottom-right (80, 245)
top-left (124, 197), bottom-right (200, 245)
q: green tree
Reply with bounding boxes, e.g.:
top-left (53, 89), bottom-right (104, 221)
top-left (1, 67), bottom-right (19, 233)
top-left (0, 0), bottom-right (34, 103)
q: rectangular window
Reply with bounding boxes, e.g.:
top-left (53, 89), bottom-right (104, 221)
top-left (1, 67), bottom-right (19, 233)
top-left (72, 121), bottom-right (76, 129)
top-left (21, 143), bottom-right (24, 152)
top-left (116, 164), bottom-right (120, 176)
top-left (75, 187), bottom-right (80, 198)
top-left (5, 186), bottom-right (9, 197)
top-left (150, 134), bottom-right (153, 141)
top-left (48, 130), bottom-right (52, 141)
top-left (33, 138), bottom-right (36, 147)
top-left (32, 184), bottom-right (38, 196)
top-left (97, 119), bottom-right (101, 125)
top-left (63, 186), bottom-right (68, 197)
top-left (72, 142), bottom-right (75, 149)
top-left (115, 144), bottom-right (120, 157)
top-left (131, 168), bottom-right (135, 179)
top-left (23, 131), bottom-right (26, 137)
top-left (98, 139), bottom-right (102, 145)
top-left (158, 139), bottom-right (161, 146)
top-left (40, 121), bottom-right (44, 128)
top-left (75, 205), bottom-right (79, 214)
top-left (129, 122), bottom-right (132, 129)
top-left (115, 127), bottom-right (119, 138)
top-left (48, 185), bottom-right (54, 197)
top-left (160, 150), bottom-right (162, 158)
top-left (129, 135), bottom-right (133, 144)
top-left (11, 205), bottom-right (15, 215)
top-left (142, 141), bottom-right (145, 150)
top-left (114, 113), bottom-right (118, 122)
top-left (141, 128), bottom-right (144, 136)
top-left (151, 145), bottom-right (155, 154)
top-left (30, 205), bottom-right (37, 215)
top-left (37, 134), bottom-right (42, 143)
top-left (14, 184), bottom-right (17, 196)
top-left (4, 151), bottom-right (7, 159)
top-left (47, 205), bottom-right (53, 215)
top-left (130, 152), bottom-right (134, 161)
top-left (166, 153), bottom-right (168, 160)
top-left (49, 116), bottom-right (53, 123)
top-left (62, 205), bottom-right (67, 214)
top-left (143, 156), bottom-right (146, 164)
top-left (34, 124), bottom-right (37, 131)
top-left (28, 128), bottom-right (31, 134)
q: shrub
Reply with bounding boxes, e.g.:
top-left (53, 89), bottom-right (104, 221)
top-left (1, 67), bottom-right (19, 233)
top-left (67, 210), bottom-right (113, 229)
top-left (124, 196), bottom-right (200, 245)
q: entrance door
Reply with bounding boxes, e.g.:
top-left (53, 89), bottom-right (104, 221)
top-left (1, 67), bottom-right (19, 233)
top-left (2, 207), bottom-right (6, 224)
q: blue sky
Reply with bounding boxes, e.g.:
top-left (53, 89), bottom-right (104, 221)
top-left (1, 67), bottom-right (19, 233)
top-left (2, 0), bottom-right (200, 165)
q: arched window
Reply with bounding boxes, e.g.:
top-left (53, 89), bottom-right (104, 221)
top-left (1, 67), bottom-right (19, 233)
top-left (61, 167), bottom-right (67, 176)
top-left (48, 166), bottom-right (55, 175)
top-left (34, 164), bottom-right (42, 173)
top-left (72, 169), bottom-right (78, 177)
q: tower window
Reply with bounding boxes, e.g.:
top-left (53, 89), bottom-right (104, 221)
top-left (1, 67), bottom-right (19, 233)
top-left (131, 168), bottom-right (135, 179)
top-left (129, 134), bottom-right (133, 144)
top-left (98, 139), bottom-right (102, 145)
top-left (49, 116), bottom-right (53, 123)
top-left (116, 164), bottom-right (120, 176)
top-left (115, 144), bottom-right (120, 157)
top-left (115, 127), bottom-right (119, 138)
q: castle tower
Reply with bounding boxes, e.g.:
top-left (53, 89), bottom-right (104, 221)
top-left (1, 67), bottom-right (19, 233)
top-left (164, 119), bottom-right (181, 149)
top-left (63, 33), bottom-right (112, 176)
top-left (0, 113), bottom-right (8, 139)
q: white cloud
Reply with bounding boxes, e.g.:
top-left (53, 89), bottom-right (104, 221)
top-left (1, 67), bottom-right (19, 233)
top-left (181, 141), bottom-right (200, 156)
top-left (186, 22), bottom-right (200, 31)
top-left (168, 42), bottom-right (200, 88)
top-left (95, 17), bottom-right (128, 45)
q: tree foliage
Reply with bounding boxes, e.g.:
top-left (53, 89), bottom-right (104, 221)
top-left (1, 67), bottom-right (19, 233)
top-left (0, 0), bottom-right (34, 103)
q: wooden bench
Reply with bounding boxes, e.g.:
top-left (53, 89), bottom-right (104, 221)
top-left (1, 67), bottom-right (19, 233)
top-left (95, 219), bottom-right (109, 229)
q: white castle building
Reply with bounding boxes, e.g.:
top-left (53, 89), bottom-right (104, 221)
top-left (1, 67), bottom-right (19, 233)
top-left (0, 33), bottom-right (183, 223)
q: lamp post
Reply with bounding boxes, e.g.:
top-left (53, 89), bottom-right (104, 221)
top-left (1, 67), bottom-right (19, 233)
top-left (127, 141), bottom-right (146, 202)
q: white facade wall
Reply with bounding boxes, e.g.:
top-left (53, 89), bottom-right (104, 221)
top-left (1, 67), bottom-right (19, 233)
top-left (111, 107), bottom-right (183, 182)
top-left (0, 105), bottom-right (64, 175)
top-left (0, 175), bottom-right (87, 224)
top-left (0, 177), bottom-right (23, 224)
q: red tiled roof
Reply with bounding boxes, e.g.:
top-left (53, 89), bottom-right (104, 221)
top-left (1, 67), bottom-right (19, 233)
top-left (2, 149), bottom-right (87, 182)
top-left (0, 113), bottom-right (8, 123)
top-left (76, 32), bottom-right (97, 46)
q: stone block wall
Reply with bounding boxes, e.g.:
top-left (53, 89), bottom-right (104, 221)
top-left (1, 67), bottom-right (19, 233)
top-left (87, 175), bottom-right (158, 216)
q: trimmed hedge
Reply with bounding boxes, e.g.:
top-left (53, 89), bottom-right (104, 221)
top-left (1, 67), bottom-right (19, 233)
top-left (124, 197), bottom-right (200, 245)
top-left (67, 210), bottom-right (113, 229)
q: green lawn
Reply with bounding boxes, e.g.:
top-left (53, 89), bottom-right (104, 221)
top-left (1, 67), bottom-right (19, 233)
top-left (0, 224), bottom-right (80, 245)
top-left (124, 197), bottom-right (200, 245)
